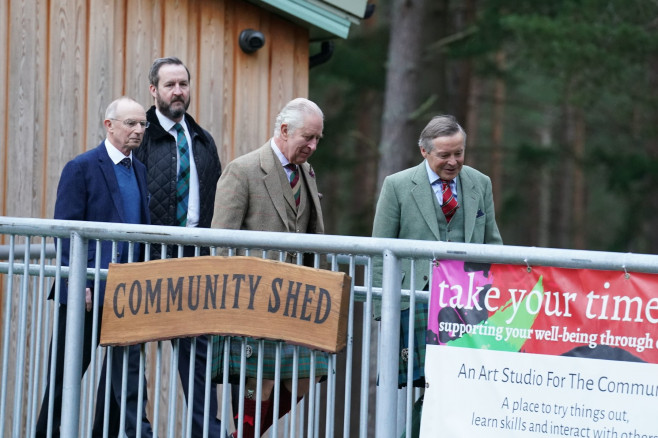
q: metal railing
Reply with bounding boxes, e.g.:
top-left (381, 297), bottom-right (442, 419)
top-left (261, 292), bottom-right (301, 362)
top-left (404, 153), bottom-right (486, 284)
top-left (2, 216), bottom-right (658, 438)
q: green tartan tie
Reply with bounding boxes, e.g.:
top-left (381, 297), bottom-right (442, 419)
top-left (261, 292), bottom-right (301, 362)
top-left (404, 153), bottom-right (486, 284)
top-left (175, 123), bottom-right (190, 226)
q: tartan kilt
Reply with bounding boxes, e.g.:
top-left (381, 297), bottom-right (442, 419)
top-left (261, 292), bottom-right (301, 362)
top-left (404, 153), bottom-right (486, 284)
top-left (211, 336), bottom-right (329, 383)
top-left (398, 303), bottom-right (428, 388)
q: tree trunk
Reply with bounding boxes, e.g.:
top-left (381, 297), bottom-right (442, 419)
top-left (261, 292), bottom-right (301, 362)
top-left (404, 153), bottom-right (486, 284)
top-left (376, 0), bottom-right (430, 192)
top-left (421, 0), bottom-right (450, 115)
top-left (453, 0), bottom-right (477, 128)
top-left (465, 76), bottom-right (482, 168)
top-left (491, 50), bottom-right (506, 213)
top-left (641, 55), bottom-right (658, 252)
top-left (571, 108), bottom-right (586, 249)
top-left (556, 102), bottom-right (576, 248)
top-left (536, 112), bottom-right (554, 248)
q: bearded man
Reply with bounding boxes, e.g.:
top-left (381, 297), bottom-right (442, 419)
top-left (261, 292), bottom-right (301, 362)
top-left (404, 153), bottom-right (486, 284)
top-left (134, 56), bottom-right (224, 438)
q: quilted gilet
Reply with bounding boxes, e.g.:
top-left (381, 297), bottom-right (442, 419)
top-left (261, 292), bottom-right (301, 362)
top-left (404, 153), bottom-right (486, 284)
top-left (135, 106), bottom-right (222, 231)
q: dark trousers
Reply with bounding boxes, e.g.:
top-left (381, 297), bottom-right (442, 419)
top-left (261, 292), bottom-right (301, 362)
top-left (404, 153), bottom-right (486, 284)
top-left (35, 305), bottom-right (152, 438)
top-left (175, 335), bottom-right (224, 437)
top-left (176, 245), bottom-right (224, 437)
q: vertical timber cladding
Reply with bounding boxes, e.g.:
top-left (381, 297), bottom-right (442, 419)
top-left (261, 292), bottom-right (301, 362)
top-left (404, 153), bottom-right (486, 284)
top-left (0, 0), bottom-right (310, 220)
top-left (101, 256), bottom-right (351, 353)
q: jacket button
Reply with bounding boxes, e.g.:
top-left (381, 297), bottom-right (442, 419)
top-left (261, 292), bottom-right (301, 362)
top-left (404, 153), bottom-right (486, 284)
top-left (423, 275), bottom-right (428, 281)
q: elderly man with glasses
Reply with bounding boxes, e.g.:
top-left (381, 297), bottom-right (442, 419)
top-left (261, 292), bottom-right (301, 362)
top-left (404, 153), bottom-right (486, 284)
top-left (36, 96), bottom-right (153, 438)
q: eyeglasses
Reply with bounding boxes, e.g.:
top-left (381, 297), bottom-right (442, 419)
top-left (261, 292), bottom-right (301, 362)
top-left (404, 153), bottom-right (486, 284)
top-left (111, 118), bottom-right (150, 129)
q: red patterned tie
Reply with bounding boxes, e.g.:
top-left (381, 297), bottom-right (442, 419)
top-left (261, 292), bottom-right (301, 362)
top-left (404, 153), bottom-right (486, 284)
top-left (441, 179), bottom-right (459, 223)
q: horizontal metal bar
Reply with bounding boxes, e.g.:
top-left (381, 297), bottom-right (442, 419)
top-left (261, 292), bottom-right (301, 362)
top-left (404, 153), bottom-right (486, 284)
top-left (0, 243), bottom-right (56, 259)
top-left (2, 217), bottom-right (658, 274)
top-left (0, 263), bottom-right (64, 278)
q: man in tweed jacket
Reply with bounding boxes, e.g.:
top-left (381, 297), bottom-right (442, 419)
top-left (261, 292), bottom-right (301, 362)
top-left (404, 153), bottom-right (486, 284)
top-left (214, 98), bottom-right (326, 438)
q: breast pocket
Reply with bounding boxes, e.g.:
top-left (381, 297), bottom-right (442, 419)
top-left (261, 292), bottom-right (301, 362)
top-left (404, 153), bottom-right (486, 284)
top-left (471, 213), bottom-right (486, 243)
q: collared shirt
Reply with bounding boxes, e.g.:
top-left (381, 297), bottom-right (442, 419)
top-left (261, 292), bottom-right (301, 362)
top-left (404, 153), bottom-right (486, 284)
top-left (270, 138), bottom-right (296, 179)
top-left (425, 160), bottom-right (458, 206)
top-left (104, 139), bottom-right (133, 165)
top-left (155, 109), bottom-right (200, 227)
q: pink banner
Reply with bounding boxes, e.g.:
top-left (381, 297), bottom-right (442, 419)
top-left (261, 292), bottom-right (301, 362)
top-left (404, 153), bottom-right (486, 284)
top-left (428, 260), bottom-right (658, 363)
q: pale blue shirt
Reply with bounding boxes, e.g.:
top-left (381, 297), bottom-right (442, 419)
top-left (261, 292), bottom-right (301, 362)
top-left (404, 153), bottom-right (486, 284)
top-left (155, 109), bottom-right (200, 227)
top-left (425, 160), bottom-right (458, 206)
top-left (270, 138), bottom-right (296, 179)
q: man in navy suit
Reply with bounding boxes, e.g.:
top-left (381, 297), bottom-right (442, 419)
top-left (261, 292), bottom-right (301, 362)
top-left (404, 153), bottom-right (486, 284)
top-left (36, 97), bottom-right (153, 437)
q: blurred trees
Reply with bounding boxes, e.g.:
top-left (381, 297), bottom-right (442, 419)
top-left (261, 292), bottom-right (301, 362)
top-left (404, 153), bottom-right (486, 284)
top-left (377, 0), bottom-right (432, 189)
top-left (310, 0), bottom-right (658, 252)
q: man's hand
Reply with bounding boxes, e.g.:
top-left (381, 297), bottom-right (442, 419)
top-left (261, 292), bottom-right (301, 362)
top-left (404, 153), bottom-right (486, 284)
top-left (85, 287), bottom-right (92, 312)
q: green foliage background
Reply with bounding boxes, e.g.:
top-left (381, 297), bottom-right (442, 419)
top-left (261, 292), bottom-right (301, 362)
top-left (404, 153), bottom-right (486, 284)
top-left (309, 0), bottom-right (658, 253)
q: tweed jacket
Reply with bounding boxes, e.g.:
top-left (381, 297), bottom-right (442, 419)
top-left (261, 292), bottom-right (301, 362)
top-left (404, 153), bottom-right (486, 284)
top-left (214, 142), bottom-right (324, 235)
top-left (372, 162), bottom-right (502, 318)
top-left (211, 142), bottom-right (327, 382)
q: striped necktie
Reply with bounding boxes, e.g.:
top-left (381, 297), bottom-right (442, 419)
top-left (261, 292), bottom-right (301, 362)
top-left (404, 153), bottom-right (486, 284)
top-left (175, 123), bottom-right (190, 226)
top-left (440, 179), bottom-right (459, 223)
top-left (286, 163), bottom-right (301, 207)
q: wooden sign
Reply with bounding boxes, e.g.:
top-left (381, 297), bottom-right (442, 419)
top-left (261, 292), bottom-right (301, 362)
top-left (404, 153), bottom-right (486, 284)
top-left (100, 256), bottom-right (351, 353)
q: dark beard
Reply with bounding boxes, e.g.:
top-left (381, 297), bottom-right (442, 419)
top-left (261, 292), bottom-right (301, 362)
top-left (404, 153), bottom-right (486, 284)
top-left (157, 94), bottom-right (190, 120)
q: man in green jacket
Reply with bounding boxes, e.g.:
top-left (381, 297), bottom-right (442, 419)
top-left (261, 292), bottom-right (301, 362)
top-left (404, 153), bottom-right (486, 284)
top-left (372, 114), bottom-right (503, 436)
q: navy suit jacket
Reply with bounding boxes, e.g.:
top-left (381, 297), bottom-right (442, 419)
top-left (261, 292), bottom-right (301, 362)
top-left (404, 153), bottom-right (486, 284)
top-left (54, 142), bottom-right (151, 304)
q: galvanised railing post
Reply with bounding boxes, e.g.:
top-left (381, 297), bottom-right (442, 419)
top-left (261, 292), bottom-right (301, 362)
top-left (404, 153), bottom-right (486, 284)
top-left (376, 249), bottom-right (401, 438)
top-left (60, 232), bottom-right (88, 438)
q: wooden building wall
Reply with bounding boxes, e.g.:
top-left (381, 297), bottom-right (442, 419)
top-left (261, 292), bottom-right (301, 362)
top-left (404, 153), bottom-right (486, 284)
top-left (0, 0), bottom-right (310, 434)
top-left (0, 0), bottom-right (310, 224)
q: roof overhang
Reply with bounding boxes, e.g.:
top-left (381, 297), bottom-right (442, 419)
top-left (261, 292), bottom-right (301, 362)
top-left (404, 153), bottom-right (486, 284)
top-left (246, 0), bottom-right (368, 40)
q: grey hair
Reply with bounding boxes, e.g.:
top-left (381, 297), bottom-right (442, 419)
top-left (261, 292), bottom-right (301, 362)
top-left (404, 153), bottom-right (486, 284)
top-left (273, 98), bottom-right (324, 138)
top-left (418, 115), bottom-right (467, 152)
top-left (148, 57), bottom-right (190, 87)
top-left (105, 96), bottom-right (140, 120)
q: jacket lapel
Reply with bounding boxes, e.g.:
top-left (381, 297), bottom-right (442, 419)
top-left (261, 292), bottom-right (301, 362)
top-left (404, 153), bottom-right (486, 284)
top-left (96, 144), bottom-right (126, 223)
top-left (283, 167), bottom-right (297, 211)
top-left (411, 162), bottom-right (441, 240)
top-left (459, 167), bottom-right (478, 243)
top-left (299, 163), bottom-right (324, 234)
top-left (259, 144), bottom-right (290, 231)
top-left (134, 160), bottom-right (151, 224)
